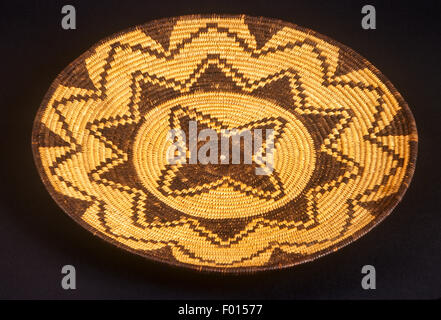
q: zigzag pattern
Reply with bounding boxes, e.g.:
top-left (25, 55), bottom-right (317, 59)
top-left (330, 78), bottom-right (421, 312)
top-left (33, 16), bottom-right (416, 271)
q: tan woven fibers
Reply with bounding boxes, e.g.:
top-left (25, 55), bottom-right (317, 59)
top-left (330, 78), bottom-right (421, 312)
top-left (32, 15), bottom-right (417, 272)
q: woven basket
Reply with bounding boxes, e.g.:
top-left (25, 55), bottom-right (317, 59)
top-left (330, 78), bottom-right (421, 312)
top-left (32, 15), bottom-right (417, 272)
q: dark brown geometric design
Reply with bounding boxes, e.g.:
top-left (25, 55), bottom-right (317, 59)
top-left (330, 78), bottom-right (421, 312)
top-left (59, 60), bottom-right (97, 91)
top-left (251, 76), bottom-right (296, 109)
top-left (376, 108), bottom-right (413, 136)
top-left (37, 123), bottom-right (71, 148)
top-left (244, 16), bottom-right (284, 50)
top-left (333, 49), bottom-right (369, 78)
top-left (97, 122), bottom-right (137, 153)
top-left (139, 17), bottom-right (178, 51)
top-left (62, 195), bottom-right (94, 218)
top-left (196, 218), bottom-right (251, 242)
top-left (32, 15), bottom-right (417, 273)
top-left (157, 104), bottom-right (287, 200)
top-left (266, 247), bottom-right (306, 267)
top-left (191, 64), bottom-right (243, 92)
top-left (99, 161), bottom-right (143, 191)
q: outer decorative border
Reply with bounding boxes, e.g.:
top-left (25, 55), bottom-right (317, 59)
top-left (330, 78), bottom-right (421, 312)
top-left (31, 14), bottom-right (418, 273)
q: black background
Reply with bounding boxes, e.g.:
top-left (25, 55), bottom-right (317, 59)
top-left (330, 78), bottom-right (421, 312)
top-left (0, 0), bottom-right (440, 299)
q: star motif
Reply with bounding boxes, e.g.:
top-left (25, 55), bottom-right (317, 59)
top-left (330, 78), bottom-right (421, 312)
top-left (86, 67), bottom-right (354, 241)
top-left (157, 105), bottom-right (288, 200)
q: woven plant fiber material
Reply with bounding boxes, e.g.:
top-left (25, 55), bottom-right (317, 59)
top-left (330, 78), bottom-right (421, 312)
top-left (32, 15), bottom-right (417, 272)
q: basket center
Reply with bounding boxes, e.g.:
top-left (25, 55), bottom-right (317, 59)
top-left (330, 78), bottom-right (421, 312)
top-left (133, 92), bottom-right (315, 219)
